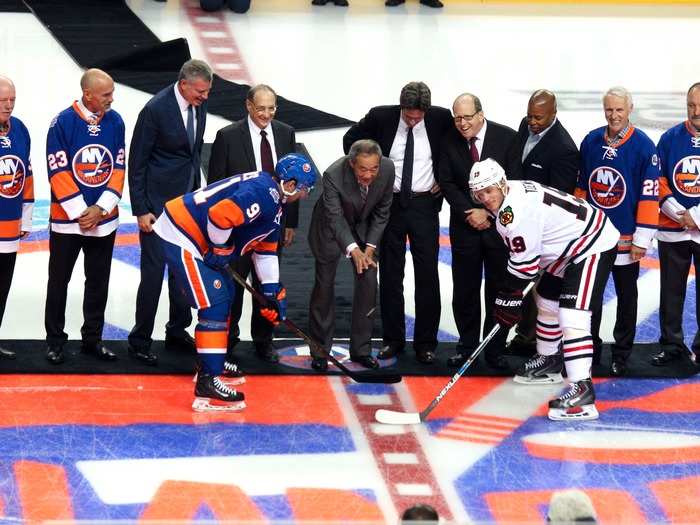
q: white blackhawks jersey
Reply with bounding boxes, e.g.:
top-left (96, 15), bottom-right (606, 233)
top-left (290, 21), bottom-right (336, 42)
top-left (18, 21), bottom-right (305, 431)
top-left (494, 180), bottom-right (620, 280)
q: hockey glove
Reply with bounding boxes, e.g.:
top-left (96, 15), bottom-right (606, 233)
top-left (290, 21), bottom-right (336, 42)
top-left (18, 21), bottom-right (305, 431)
top-left (260, 283), bottom-right (287, 325)
top-left (493, 289), bottom-right (524, 328)
top-left (203, 244), bottom-right (234, 270)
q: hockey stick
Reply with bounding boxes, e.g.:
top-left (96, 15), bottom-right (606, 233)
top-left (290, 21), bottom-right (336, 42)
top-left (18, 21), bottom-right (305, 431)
top-left (226, 266), bottom-right (402, 384)
top-left (375, 281), bottom-right (536, 424)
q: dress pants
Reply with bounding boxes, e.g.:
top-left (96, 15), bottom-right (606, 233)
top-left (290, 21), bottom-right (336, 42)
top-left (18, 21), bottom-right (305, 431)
top-left (591, 261), bottom-right (639, 360)
top-left (658, 240), bottom-right (700, 354)
top-left (129, 230), bottom-right (193, 350)
top-left (449, 220), bottom-right (508, 357)
top-left (45, 230), bottom-right (115, 347)
top-left (309, 256), bottom-right (377, 358)
top-left (0, 252), bottom-right (17, 326)
top-left (379, 195), bottom-right (440, 352)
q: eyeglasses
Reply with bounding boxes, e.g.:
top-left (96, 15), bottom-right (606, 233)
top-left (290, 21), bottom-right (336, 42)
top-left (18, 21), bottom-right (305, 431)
top-left (453, 111), bottom-right (480, 123)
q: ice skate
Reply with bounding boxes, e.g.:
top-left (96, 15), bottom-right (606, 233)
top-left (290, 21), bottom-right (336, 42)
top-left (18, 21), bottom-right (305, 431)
top-left (513, 352), bottom-right (563, 384)
top-left (220, 359), bottom-right (246, 386)
top-left (192, 373), bottom-right (246, 412)
top-left (548, 379), bottom-right (598, 421)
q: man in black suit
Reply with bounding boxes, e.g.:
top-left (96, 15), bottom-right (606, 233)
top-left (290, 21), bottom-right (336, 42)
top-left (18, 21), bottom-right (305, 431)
top-left (343, 82), bottom-right (452, 364)
top-left (439, 93), bottom-right (520, 369)
top-left (308, 139), bottom-right (395, 371)
top-left (127, 59), bottom-right (212, 365)
top-left (507, 89), bottom-right (580, 357)
top-left (207, 84), bottom-right (299, 364)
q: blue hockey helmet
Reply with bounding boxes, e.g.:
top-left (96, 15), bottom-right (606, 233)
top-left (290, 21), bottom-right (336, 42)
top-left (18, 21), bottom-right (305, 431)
top-left (275, 153), bottom-right (316, 195)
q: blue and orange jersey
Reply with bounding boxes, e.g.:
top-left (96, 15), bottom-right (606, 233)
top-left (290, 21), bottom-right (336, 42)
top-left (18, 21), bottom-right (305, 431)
top-left (656, 121), bottom-right (700, 241)
top-left (576, 125), bottom-right (659, 262)
top-left (155, 170), bottom-right (282, 265)
top-left (0, 115), bottom-right (33, 253)
top-left (46, 101), bottom-right (125, 236)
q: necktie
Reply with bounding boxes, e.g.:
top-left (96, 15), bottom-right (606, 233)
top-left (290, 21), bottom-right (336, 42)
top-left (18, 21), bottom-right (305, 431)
top-left (260, 130), bottom-right (274, 174)
top-left (399, 126), bottom-right (414, 208)
top-left (469, 137), bottom-right (479, 162)
top-left (360, 183), bottom-right (368, 203)
top-left (186, 105), bottom-right (195, 151)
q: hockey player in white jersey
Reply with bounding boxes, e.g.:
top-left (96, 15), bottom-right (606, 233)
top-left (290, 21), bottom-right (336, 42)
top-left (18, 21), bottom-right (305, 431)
top-left (469, 159), bottom-right (619, 420)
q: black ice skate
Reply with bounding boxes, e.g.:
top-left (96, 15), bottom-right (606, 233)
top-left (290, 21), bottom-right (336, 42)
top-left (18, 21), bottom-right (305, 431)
top-left (513, 352), bottom-right (563, 384)
top-left (192, 373), bottom-right (246, 412)
top-left (547, 379), bottom-right (598, 421)
top-left (220, 359), bottom-right (246, 386)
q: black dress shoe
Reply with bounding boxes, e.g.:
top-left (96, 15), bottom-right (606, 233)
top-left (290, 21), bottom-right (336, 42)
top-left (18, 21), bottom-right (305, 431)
top-left (416, 349), bottom-right (435, 364)
top-left (165, 333), bottom-right (196, 353)
top-left (311, 0), bottom-right (328, 4)
top-left (311, 356), bottom-right (328, 371)
top-left (651, 348), bottom-right (681, 366)
top-left (333, 0), bottom-right (349, 5)
top-left (485, 353), bottom-right (509, 371)
top-left (420, 0), bottom-right (443, 6)
top-left (351, 355), bottom-right (379, 369)
top-left (128, 345), bottom-right (158, 366)
top-left (255, 344), bottom-right (279, 363)
top-left (385, 0), bottom-right (405, 5)
top-left (0, 346), bottom-right (16, 359)
top-left (447, 352), bottom-right (467, 367)
top-left (610, 358), bottom-right (627, 376)
top-left (81, 343), bottom-right (117, 361)
top-left (46, 345), bottom-right (65, 365)
top-left (377, 344), bottom-right (403, 360)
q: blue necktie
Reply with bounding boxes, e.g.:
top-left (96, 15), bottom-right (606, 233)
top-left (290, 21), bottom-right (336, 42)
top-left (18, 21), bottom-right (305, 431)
top-left (186, 105), bottom-right (195, 150)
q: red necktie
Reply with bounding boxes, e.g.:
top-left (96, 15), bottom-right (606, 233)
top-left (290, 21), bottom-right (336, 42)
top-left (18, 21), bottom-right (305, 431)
top-left (469, 137), bottom-right (479, 162)
top-left (260, 130), bottom-right (274, 174)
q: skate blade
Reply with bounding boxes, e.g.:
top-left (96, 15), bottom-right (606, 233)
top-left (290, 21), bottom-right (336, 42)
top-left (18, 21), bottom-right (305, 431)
top-left (219, 375), bottom-right (246, 386)
top-left (513, 373), bottom-right (563, 385)
top-left (192, 398), bottom-right (246, 413)
top-left (548, 404), bottom-right (599, 421)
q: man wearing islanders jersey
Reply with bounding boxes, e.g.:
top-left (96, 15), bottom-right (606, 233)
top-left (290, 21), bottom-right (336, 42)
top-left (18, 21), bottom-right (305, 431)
top-left (470, 158), bottom-right (619, 421)
top-left (44, 69), bottom-right (125, 365)
top-left (0, 76), bottom-right (33, 360)
top-left (652, 82), bottom-right (700, 367)
top-left (576, 87), bottom-right (659, 377)
top-left (153, 153), bottom-right (315, 412)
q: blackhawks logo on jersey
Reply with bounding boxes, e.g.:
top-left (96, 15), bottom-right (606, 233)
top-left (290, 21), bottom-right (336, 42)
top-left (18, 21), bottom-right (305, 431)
top-left (499, 206), bottom-right (514, 226)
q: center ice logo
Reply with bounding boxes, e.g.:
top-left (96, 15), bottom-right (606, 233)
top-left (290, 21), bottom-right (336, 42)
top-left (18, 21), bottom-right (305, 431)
top-left (72, 144), bottom-right (113, 187)
top-left (0, 154), bottom-right (26, 199)
top-left (672, 155), bottom-right (700, 197)
top-left (589, 166), bottom-right (626, 209)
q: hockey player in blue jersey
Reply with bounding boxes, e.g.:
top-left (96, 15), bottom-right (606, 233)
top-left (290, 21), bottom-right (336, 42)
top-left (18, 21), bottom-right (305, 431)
top-left (153, 153), bottom-right (316, 411)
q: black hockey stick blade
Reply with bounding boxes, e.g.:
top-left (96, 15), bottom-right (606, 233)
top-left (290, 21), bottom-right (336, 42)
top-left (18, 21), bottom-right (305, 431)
top-left (225, 266), bottom-right (402, 384)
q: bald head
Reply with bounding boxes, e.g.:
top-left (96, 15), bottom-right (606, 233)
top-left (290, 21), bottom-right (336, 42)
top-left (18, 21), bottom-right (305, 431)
top-left (0, 75), bottom-right (16, 126)
top-left (80, 68), bottom-right (114, 115)
top-left (526, 89), bottom-right (557, 135)
top-left (452, 92), bottom-right (485, 140)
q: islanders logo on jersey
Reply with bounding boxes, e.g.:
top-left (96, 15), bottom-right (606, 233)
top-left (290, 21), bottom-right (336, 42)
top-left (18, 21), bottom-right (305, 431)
top-left (72, 144), bottom-right (113, 187)
top-left (672, 155), bottom-right (700, 198)
top-left (589, 166), bottom-right (626, 208)
top-left (499, 205), bottom-right (514, 226)
top-left (0, 154), bottom-right (26, 199)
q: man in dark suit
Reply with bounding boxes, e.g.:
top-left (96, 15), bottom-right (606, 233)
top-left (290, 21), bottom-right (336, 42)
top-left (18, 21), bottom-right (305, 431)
top-left (308, 139), bottom-right (395, 371)
top-left (207, 84), bottom-right (299, 364)
top-left (127, 59), bottom-right (212, 365)
top-left (507, 89), bottom-right (580, 357)
top-left (343, 82), bottom-right (452, 364)
top-left (439, 93), bottom-right (520, 369)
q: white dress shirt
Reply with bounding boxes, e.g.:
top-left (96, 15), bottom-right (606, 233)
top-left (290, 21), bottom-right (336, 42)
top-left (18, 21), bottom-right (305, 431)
top-left (247, 116), bottom-right (278, 172)
top-left (522, 118), bottom-right (557, 162)
top-left (173, 84), bottom-right (196, 138)
top-left (389, 118), bottom-right (434, 193)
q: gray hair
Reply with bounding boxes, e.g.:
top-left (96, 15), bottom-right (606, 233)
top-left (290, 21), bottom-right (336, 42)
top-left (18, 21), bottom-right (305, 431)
top-left (454, 92), bottom-right (483, 113)
top-left (603, 86), bottom-right (633, 108)
top-left (400, 82), bottom-right (431, 112)
top-left (247, 84), bottom-right (277, 102)
top-left (348, 139), bottom-right (382, 161)
top-left (178, 59), bottom-right (213, 83)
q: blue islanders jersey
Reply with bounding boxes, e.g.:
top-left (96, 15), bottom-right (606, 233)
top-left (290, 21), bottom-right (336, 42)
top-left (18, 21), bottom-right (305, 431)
top-left (657, 121), bottom-right (700, 242)
top-left (155, 171), bottom-right (282, 277)
top-left (46, 101), bottom-right (125, 236)
top-left (0, 116), bottom-right (34, 253)
top-left (576, 125), bottom-right (659, 264)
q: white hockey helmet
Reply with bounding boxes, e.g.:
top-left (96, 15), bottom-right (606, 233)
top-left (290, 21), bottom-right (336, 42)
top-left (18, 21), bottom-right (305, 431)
top-left (469, 158), bottom-right (507, 200)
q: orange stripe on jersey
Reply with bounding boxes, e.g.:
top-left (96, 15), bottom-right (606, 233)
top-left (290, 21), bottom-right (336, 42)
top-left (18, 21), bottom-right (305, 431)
top-left (195, 330), bottom-right (227, 350)
top-left (636, 199), bottom-right (659, 227)
top-left (254, 241), bottom-right (278, 254)
top-left (165, 198), bottom-right (208, 254)
top-left (574, 187), bottom-right (587, 200)
top-left (182, 251), bottom-right (209, 308)
top-left (50, 170), bottom-right (82, 201)
top-left (107, 168), bottom-right (125, 196)
top-left (658, 176), bottom-right (673, 200)
top-left (71, 101), bottom-right (104, 125)
top-left (0, 219), bottom-right (21, 238)
top-left (23, 174), bottom-right (34, 200)
top-left (50, 202), bottom-right (69, 221)
top-left (209, 199), bottom-right (245, 230)
top-left (659, 214), bottom-right (683, 231)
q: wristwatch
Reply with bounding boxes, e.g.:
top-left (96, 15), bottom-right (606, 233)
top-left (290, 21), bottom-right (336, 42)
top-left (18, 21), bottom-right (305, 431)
top-left (97, 205), bottom-right (108, 217)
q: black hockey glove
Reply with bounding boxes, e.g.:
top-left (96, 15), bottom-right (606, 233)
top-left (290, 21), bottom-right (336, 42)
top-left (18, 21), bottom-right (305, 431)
top-left (493, 289), bottom-right (524, 328)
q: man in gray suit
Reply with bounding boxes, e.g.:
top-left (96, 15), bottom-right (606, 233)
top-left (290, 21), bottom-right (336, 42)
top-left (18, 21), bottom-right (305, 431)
top-left (308, 140), bottom-right (395, 371)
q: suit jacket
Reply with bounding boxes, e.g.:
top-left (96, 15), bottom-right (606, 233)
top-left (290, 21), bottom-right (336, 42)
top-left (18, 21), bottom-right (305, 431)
top-left (342, 105), bottom-right (454, 176)
top-left (128, 84), bottom-right (207, 216)
top-left (516, 117), bottom-right (579, 194)
top-left (308, 155), bottom-right (395, 263)
top-left (439, 119), bottom-right (520, 221)
top-left (207, 118), bottom-right (299, 227)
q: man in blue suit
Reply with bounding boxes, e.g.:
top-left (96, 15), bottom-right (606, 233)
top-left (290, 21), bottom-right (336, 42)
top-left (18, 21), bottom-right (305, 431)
top-left (127, 59), bottom-right (212, 365)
